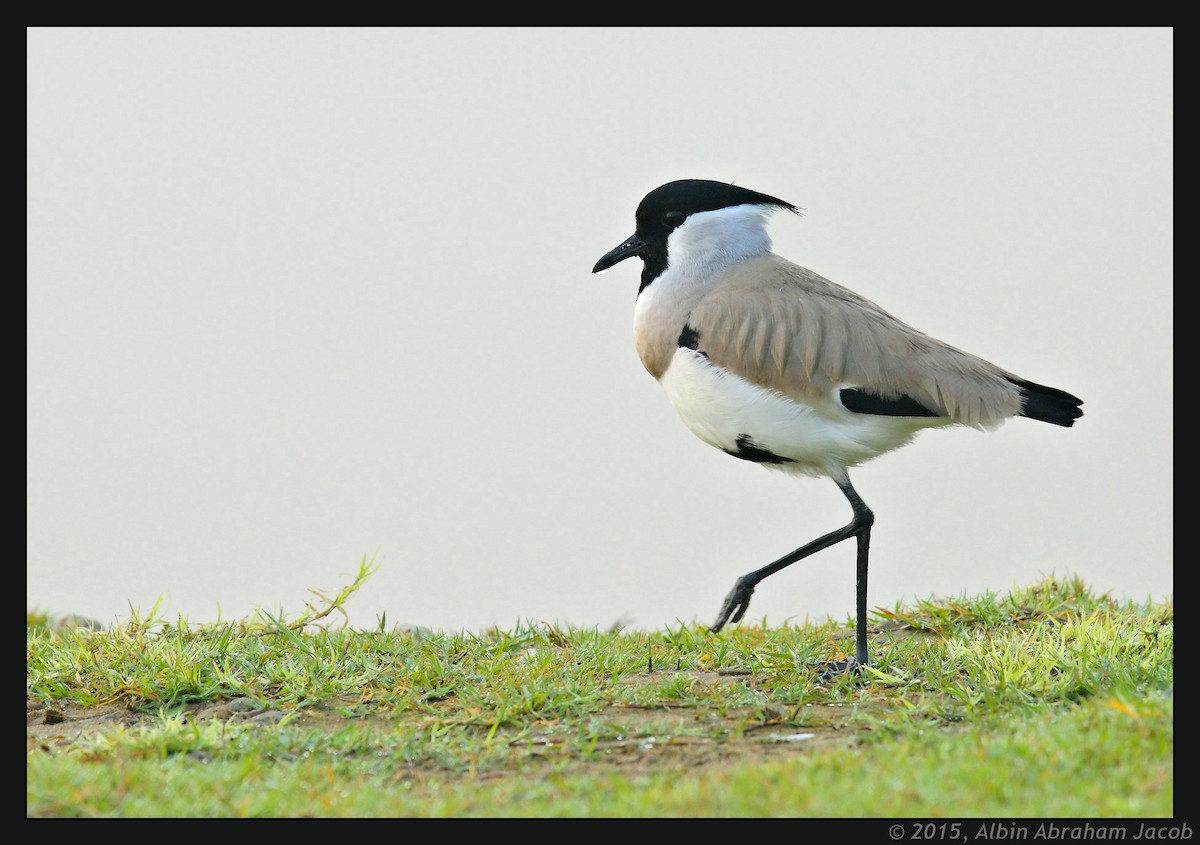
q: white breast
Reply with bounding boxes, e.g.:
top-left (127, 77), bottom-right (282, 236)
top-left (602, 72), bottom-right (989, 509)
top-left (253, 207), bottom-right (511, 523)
top-left (659, 348), bottom-right (948, 479)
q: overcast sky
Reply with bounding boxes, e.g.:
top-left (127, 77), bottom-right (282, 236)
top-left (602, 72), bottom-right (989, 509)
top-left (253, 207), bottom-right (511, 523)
top-left (27, 27), bottom-right (1172, 634)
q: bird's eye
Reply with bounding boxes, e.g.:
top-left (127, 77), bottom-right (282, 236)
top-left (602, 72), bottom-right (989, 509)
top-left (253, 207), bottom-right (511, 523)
top-left (663, 211), bottom-right (685, 228)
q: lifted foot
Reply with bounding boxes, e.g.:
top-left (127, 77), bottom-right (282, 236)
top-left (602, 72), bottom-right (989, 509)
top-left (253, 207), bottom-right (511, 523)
top-left (709, 577), bottom-right (756, 632)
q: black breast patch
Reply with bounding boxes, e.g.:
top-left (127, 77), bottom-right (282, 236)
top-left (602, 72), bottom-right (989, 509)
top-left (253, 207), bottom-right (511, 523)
top-left (677, 323), bottom-right (704, 354)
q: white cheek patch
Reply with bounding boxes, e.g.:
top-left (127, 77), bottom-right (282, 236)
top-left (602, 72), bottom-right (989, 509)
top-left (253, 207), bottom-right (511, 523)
top-left (667, 205), bottom-right (775, 283)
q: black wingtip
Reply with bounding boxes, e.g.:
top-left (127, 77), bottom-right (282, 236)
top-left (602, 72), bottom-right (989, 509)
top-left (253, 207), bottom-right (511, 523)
top-left (1011, 378), bottom-right (1084, 427)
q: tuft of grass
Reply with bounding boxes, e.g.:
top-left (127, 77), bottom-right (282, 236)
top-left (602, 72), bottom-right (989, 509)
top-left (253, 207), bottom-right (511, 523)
top-left (27, 571), bottom-right (1172, 817)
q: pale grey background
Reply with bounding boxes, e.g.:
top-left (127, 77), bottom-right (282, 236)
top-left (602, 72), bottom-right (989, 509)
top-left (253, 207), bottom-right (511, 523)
top-left (27, 28), bottom-right (1172, 633)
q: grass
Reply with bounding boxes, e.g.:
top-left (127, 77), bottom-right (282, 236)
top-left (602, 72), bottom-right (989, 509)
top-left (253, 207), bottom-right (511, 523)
top-left (26, 564), bottom-right (1173, 818)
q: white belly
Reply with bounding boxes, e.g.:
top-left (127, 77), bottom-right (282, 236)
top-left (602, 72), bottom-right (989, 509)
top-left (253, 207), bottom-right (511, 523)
top-left (659, 348), bottom-right (946, 478)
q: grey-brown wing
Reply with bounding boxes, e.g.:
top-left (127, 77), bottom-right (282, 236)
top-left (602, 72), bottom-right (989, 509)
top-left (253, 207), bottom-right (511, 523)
top-left (683, 255), bottom-right (1024, 428)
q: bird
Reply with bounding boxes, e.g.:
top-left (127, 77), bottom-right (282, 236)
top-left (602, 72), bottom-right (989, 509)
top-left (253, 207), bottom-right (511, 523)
top-left (592, 178), bottom-right (1082, 672)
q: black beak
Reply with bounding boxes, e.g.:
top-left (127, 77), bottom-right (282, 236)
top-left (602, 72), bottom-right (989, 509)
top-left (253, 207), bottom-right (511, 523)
top-left (592, 234), bottom-right (646, 273)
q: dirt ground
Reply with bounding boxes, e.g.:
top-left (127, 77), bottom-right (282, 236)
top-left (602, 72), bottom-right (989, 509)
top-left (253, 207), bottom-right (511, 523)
top-left (27, 670), bottom-right (870, 776)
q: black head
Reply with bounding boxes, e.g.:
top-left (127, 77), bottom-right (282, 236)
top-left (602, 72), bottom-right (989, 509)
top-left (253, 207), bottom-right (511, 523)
top-left (633, 180), bottom-right (798, 239)
top-left (592, 179), bottom-right (799, 291)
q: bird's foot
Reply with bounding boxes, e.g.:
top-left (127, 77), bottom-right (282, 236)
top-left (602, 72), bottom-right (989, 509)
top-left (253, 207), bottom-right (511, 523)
top-left (709, 577), bottom-right (756, 632)
top-left (811, 656), bottom-right (865, 680)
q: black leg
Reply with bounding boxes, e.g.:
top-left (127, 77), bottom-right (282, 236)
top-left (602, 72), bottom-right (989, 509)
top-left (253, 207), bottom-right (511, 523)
top-left (710, 474), bottom-right (875, 666)
top-left (854, 515), bottom-right (871, 667)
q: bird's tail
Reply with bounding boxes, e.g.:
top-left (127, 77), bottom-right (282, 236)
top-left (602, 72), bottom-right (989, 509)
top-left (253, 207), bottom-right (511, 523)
top-left (1009, 378), bottom-right (1084, 427)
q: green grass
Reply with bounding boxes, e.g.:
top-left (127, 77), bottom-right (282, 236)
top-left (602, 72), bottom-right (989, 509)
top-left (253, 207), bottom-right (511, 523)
top-left (26, 566), bottom-right (1173, 817)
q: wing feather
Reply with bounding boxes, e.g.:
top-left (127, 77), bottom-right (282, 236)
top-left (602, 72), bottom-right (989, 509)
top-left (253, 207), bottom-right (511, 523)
top-left (683, 255), bottom-right (1023, 427)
